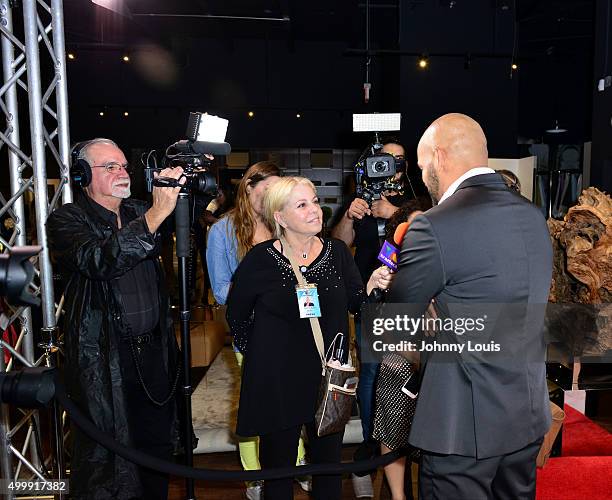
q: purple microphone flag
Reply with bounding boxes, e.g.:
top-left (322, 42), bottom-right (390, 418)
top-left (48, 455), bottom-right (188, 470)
top-left (377, 240), bottom-right (399, 271)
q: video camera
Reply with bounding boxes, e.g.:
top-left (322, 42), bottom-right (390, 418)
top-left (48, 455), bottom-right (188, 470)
top-left (1, 247), bottom-right (58, 408)
top-left (352, 113), bottom-right (405, 204)
top-left (143, 112), bottom-right (231, 196)
top-left (354, 144), bottom-right (405, 204)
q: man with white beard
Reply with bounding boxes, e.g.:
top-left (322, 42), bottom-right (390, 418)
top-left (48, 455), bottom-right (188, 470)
top-left (47, 138), bottom-right (187, 500)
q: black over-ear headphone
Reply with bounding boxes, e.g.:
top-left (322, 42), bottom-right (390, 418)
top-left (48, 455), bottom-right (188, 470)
top-left (70, 140), bottom-right (93, 188)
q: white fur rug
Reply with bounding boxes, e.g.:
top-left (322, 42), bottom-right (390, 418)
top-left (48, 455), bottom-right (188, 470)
top-left (191, 347), bottom-right (363, 453)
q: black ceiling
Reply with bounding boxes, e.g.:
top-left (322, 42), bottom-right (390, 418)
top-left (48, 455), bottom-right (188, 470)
top-left (63, 1), bottom-right (595, 60)
top-left (56, 0), bottom-right (597, 150)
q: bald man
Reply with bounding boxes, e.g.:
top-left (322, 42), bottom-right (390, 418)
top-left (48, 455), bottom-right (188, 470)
top-left (388, 114), bottom-right (552, 499)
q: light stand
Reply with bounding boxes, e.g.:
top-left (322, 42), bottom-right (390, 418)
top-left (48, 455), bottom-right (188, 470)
top-left (175, 191), bottom-right (196, 500)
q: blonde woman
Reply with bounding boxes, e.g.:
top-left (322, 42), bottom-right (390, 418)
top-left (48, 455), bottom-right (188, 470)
top-left (207, 162), bottom-right (306, 499)
top-left (227, 177), bottom-right (393, 500)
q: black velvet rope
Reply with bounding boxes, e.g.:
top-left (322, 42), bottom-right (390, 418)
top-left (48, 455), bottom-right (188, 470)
top-left (54, 381), bottom-right (402, 481)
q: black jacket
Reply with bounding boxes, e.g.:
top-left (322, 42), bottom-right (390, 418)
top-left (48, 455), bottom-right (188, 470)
top-left (47, 194), bottom-right (181, 500)
top-left (227, 239), bottom-right (364, 436)
top-left (388, 174), bottom-right (553, 458)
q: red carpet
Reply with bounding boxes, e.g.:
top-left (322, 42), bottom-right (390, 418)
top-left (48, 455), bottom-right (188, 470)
top-left (536, 456), bottom-right (612, 500)
top-left (562, 405), bottom-right (612, 456)
top-left (536, 405), bottom-right (612, 500)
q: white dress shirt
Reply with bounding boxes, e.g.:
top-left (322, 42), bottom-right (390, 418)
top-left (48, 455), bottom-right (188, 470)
top-left (437, 167), bottom-right (496, 205)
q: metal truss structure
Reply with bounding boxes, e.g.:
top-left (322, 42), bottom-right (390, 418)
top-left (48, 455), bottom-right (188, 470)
top-left (0, 0), bottom-right (71, 498)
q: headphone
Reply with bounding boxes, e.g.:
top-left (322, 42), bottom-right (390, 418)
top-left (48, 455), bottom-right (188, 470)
top-left (70, 138), bottom-right (118, 188)
top-left (70, 140), bottom-right (93, 188)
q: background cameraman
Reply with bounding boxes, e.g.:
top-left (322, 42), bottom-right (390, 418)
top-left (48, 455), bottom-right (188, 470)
top-left (332, 141), bottom-right (406, 271)
top-left (331, 140), bottom-right (409, 496)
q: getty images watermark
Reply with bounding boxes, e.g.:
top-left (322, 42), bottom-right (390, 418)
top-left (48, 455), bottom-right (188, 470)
top-left (358, 303), bottom-right (565, 364)
top-left (370, 312), bottom-right (499, 354)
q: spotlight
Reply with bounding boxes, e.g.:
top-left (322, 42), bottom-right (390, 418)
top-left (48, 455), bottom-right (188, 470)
top-left (123, 111), bottom-right (129, 117)
top-left (296, 113), bottom-right (301, 118)
top-left (67, 53), bottom-right (75, 60)
top-left (99, 111), bottom-right (104, 117)
top-left (0, 367), bottom-right (56, 408)
top-left (511, 63), bottom-right (518, 70)
top-left (122, 55), bottom-right (130, 62)
top-left (545, 120), bottom-right (568, 134)
top-left (418, 56), bottom-right (428, 69)
top-left (248, 111), bottom-right (254, 118)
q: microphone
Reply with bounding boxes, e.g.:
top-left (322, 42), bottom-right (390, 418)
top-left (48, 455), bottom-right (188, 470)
top-left (377, 221), bottom-right (411, 272)
top-left (393, 221), bottom-right (410, 247)
top-left (170, 140), bottom-right (231, 156)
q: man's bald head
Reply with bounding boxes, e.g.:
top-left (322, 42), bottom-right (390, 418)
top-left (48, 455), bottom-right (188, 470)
top-left (417, 113), bottom-right (489, 204)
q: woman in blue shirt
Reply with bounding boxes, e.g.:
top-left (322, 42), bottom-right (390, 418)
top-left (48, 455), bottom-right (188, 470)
top-left (207, 162), bottom-right (280, 305)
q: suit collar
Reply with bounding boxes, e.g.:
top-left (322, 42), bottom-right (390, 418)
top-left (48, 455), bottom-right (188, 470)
top-left (455, 172), bottom-right (506, 191)
top-left (438, 167), bottom-right (496, 205)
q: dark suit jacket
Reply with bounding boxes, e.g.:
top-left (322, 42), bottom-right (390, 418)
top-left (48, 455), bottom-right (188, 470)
top-left (388, 173), bottom-right (553, 459)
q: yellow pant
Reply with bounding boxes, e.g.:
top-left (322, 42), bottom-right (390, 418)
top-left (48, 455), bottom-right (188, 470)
top-left (234, 351), bottom-right (306, 473)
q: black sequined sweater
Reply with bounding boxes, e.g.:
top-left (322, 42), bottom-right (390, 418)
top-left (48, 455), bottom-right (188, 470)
top-left (227, 238), bottom-right (365, 436)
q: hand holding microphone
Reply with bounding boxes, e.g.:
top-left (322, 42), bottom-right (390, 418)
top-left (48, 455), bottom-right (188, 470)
top-left (369, 210), bottom-right (424, 297)
top-left (366, 266), bottom-right (394, 296)
top-left (376, 219), bottom-right (412, 272)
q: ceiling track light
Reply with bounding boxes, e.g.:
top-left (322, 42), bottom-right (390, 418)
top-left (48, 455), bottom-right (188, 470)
top-left (546, 120), bottom-right (568, 134)
top-left (418, 55), bottom-right (428, 69)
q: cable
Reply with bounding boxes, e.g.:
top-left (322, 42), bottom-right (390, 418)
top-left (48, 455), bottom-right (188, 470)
top-left (54, 381), bottom-right (402, 481)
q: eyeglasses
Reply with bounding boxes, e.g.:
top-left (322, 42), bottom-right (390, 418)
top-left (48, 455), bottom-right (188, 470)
top-left (91, 162), bottom-right (132, 175)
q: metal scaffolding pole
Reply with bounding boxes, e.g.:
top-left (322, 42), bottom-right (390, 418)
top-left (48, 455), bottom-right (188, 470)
top-left (0, 0), bottom-right (71, 497)
top-left (50, 0), bottom-right (71, 206)
top-left (1, 2), bottom-right (40, 497)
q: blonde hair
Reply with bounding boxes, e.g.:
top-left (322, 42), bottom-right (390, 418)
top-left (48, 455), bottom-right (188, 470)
top-left (226, 161), bottom-right (280, 259)
top-left (263, 176), bottom-right (317, 239)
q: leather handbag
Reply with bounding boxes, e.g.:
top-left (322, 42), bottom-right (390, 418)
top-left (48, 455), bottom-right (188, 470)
top-left (314, 333), bottom-right (358, 436)
top-left (282, 238), bottom-right (358, 436)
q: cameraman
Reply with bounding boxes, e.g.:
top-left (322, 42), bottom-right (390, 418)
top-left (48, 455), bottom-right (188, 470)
top-left (331, 140), bottom-right (409, 497)
top-left (47, 138), bottom-right (185, 500)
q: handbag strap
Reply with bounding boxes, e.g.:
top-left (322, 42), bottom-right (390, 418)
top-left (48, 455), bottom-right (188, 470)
top-left (280, 238), bottom-right (326, 374)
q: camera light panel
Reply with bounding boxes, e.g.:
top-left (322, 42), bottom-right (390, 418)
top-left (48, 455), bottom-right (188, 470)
top-left (196, 113), bottom-right (229, 143)
top-left (353, 113), bottom-right (401, 132)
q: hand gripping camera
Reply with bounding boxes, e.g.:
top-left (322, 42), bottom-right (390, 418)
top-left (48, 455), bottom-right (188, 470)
top-left (143, 112), bottom-right (231, 196)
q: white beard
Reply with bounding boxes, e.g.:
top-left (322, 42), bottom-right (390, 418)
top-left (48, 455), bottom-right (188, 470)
top-left (112, 182), bottom-right (131, 199)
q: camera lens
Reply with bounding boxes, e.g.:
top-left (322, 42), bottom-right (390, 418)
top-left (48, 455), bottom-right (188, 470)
top-left (194, 170), bottom-right (218, 195)
top-left (373, 161), bottom-right (389, 173)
